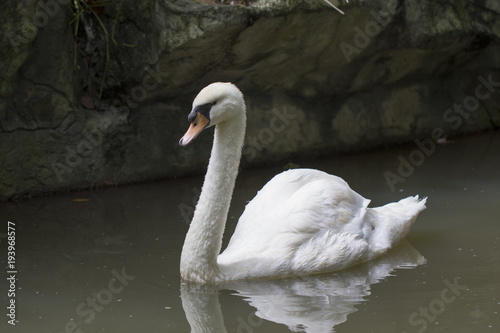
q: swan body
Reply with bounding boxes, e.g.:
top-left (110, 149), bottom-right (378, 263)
top-left (179, 82), bottom-right (426, 284)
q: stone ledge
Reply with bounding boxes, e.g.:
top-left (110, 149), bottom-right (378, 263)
top-left (0, 0), bottom-right (499, 201)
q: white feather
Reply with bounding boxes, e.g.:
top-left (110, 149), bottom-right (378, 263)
top-left (218, 169), bottom-right (426, 280)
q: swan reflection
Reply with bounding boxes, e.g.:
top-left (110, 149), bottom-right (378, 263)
top-left (181, 241), bottom-right (425, 333)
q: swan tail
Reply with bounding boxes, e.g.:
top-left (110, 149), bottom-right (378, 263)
top-left (366, 195), bottom-right (427, 259)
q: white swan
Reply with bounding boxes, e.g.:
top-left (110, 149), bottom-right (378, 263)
top-left (179, 82), bottom-right (427, 284)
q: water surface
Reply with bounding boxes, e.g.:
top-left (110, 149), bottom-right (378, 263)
top-left (1, 131), bottom-right (499, 333)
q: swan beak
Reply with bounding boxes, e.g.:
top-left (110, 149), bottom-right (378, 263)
top-left (179, 112), bottom-right (210, 147)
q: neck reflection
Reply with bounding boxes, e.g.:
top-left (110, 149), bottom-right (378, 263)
top-left (180, 240), bottom-right (425, 332)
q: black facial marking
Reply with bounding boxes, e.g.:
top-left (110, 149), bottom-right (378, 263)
top-left (187, 109), bottom-right (197, 123)
top-left (188, 103), bottom-right (212, 123)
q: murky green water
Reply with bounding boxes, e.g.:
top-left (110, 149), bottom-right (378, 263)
top-left (1, 131), bottom-right (499, 333)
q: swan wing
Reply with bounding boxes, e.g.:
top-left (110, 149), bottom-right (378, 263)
top-left (218, 169), bottom-right (373, 280)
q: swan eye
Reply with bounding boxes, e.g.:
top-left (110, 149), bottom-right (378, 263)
top-left (212, 101), bottom-right (217, 106)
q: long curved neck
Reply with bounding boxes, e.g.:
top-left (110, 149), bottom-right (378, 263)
top-left (180, 113), bottom-right (246, 283)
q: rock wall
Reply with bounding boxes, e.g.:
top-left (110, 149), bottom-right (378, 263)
top-left (1, 0), bottom-right (499, 200)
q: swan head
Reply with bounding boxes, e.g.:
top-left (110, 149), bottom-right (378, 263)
top-left (179, 82), bottom-right (245, 146)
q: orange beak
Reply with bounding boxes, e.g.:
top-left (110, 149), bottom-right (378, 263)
top-left (179, 112), bottom-right (210, 147)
